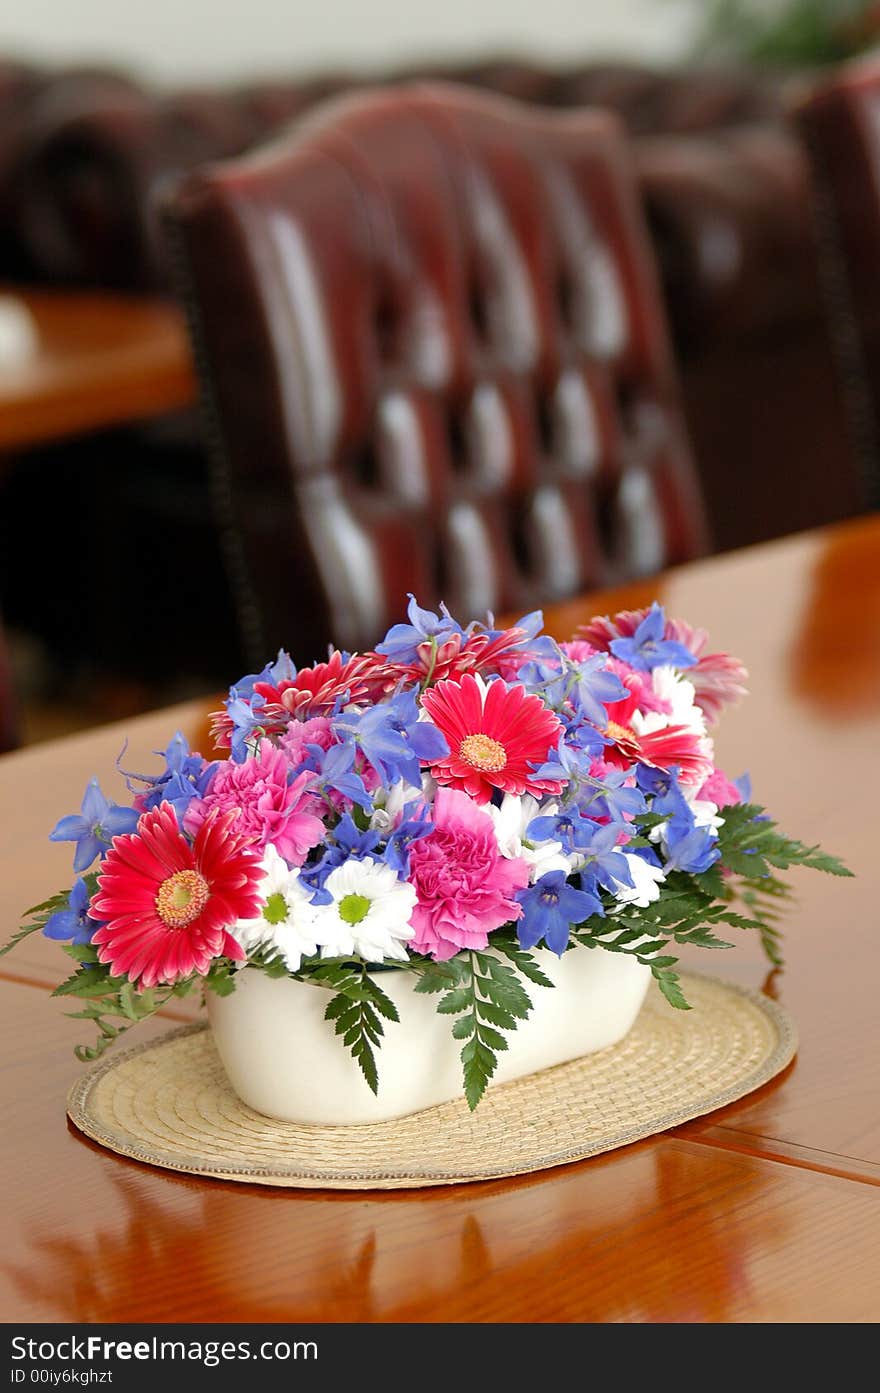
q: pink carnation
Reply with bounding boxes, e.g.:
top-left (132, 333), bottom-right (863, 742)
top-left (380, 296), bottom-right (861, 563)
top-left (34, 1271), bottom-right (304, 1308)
top-left (407, 788), bottom-right (529, 961)
top-left (184, 739), bottom-right (325, 866)
top-left (698, 768), bottom-right (742, 809)
top-left (559, 639), bottom-right (599, 663)
top-left (280, 716), bottom-right (336, 770)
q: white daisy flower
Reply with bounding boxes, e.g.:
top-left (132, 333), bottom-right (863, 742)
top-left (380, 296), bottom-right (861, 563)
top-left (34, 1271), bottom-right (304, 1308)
top-left (314, 857), bottom-right (416, 963)
top-left (606, 852), bottom-right (666, 908)
top-left (232, 843), bottom-right (320, 972)
top-left (486, 794), bottom-right (575, 882)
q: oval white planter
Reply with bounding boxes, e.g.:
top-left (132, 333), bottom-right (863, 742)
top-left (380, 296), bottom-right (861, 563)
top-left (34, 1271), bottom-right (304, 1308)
top-left (207, 949), bottom-right (651, 1125)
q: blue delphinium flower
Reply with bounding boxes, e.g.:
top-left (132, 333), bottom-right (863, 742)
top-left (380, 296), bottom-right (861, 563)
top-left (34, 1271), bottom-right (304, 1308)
top-left (518, 649), bottom-right (627, 729)
top-left (580, 767), bottom-right (646, 823)
top-left (375, 595), bottom-right (464, 664)
top-left (638, 765), bottom-right (720, 874)
top-left (333, 690), bottom-right (448, 786)
top-left (49, 778), bottom-right (139, 871)
top-left (42, 878), bottom-right (97, 945)
top-left (313, 742), bottom-right (373, 811)
top-left (609, 603), bottom-right (697, 672)
top-left (663, 825), bottom-right (720, 874)
top-left (530, 732), bottom-right (596, 786)
top-left (136, 732), bottom-right (216, 822)
top-left (516, 871), bottom-right (602, 955)
top-left (300, 814), bottom-right (382, 903)
top-left (576, 821), bottom-right (636, 897)
top-left (219, 650), bottom-right (298, 762)
top-left (224, 688), bottom-right (267, 763)
top-left (384, 804), bottom-right (434, 875)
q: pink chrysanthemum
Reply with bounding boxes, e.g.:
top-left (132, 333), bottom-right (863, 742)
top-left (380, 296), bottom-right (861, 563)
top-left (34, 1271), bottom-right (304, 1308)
top-left (579, 607), bottom-right (748, 726)
top-left (184, 739), bottom-right (324, 865)
top-left (280, 715), bottom-right (336, 770)
top-left (211, 651), bottom-right (378, 748)
top-left (90, 803), bottom-right (263, 988)
top-left (698, 768), bottom-right (742, 809)
top-left (359, 618), bottom-right (551, 694)
top-left (420, 673), bottom-right (564, 804)
top-left (408, 788), bottom-right (529, 960)
top-left (603, 681), bottom-right (713, 786)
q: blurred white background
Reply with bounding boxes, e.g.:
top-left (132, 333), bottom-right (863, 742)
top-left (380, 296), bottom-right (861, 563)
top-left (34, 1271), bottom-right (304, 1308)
top-left (0, 0), bottom-right (691, 80)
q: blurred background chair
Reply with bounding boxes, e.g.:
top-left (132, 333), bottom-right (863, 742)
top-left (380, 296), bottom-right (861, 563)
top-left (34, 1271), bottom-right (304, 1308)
top-left (794, 55), bottom-right (880, 514)
top-left (2, 60), bottom-right (858, 558)
top-left (1, 24), bottom-right (878, 742)
top-left (164, 82), bottom-right (707, 664)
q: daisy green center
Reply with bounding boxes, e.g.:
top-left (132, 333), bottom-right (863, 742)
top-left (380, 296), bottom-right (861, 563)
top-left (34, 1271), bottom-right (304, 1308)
top-left (338, 892), bottom-right (372, 926)
top-left (262, 891), bottom-right (289, 925)
top-left (459, 732), bottom-right (507, 772)
top-left (155, 869), bottom-right (210, 929)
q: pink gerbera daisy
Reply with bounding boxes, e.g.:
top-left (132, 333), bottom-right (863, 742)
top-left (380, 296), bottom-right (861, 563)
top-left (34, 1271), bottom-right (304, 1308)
top-left (90, 803), bottom-right (264, 989)
top-left (420, 673), bottom-right (565, 804)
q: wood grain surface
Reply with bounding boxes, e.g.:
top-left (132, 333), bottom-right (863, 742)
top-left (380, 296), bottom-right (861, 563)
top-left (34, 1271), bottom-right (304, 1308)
top-left (0, 288), bottom-right (195, 451)
top-left (1, 516), bottom-right (878, 1321)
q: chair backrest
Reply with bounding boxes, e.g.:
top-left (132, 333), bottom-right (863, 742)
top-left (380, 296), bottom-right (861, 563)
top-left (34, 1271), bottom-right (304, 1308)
top-left (795, 59), bottom-right (880, 510)
top-left (165, 82), bottom-right (707, 664)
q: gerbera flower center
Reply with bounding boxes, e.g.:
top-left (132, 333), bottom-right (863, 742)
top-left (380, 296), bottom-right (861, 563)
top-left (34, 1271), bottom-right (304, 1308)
top-left (459, 733), bottom-right (507, 772)
top-left (605, 720), bottom-right (633, 744)
top-left (339, 892), bottom-right (371, 926)
top-left (154, 869), bottom-right (210, 929)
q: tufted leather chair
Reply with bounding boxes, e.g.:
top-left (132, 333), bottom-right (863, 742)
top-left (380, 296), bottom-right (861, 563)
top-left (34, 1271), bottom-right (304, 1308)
top-left (795, 59), bottom-right (880, 510)
top-left (164, 83), bottom-right (707, 665)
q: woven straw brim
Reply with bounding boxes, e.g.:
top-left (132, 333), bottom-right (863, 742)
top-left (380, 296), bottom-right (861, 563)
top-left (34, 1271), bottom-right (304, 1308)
top-left (67, 972), bottom-right (795, 1190)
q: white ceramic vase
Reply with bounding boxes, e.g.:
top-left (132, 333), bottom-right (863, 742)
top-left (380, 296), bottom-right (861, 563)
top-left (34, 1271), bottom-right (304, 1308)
top-left (206, 949), bottom-right (651, 1126)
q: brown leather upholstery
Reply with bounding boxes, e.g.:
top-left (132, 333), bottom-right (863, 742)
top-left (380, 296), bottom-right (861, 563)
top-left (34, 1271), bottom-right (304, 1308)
top-left (4, 61), bottom-right (785, 292)
top-left (165, 83), bottom-right (707, 664)
top-left (795, 59), bottom-right (880, 509)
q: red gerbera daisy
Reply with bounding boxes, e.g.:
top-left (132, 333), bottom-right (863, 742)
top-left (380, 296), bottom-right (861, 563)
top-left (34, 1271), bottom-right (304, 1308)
top-left (602, 684), bottom-right (711, 785)
top-left (90, 803), bottom-right (264, 989)
top-left (420, 673), bottom-right (565, 804)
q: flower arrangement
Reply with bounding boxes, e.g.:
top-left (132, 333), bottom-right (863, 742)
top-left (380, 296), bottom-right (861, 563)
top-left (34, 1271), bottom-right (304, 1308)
top-left (4, 598), bottom-right (849, 1109)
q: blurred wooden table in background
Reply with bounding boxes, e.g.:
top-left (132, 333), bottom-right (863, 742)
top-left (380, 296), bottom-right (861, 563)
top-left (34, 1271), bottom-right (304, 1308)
top-left (0, 288), bottom-right (195, 452)
top-left (0, 515), bottom-right (878, 1322)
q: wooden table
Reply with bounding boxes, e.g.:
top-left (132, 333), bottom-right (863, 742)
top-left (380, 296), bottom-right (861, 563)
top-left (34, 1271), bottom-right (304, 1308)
top-left (0, 516), bottom-right (878, 1323)
top-left (0, 288), bottom-right (195, 452)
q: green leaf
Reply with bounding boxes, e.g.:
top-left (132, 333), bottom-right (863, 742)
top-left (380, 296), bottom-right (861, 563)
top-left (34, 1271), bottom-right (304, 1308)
top-left (652, 967), bottom-right (691, 1011)
top-left (475, 999), bottom-right (518, 1031)
top-left (411, 962), bottom-right (458, 995)
top-left (461, 1035), bottom-right (497, 1111)
top-left (19, 890), bottom-right (72, 919)
top-left (436, 986), bottom-right (475, 1015)
top-left (360, 975), bottom-right (400, 1023)
top-left (491, 939), bottom-right (555, 990)
top-left (320, 965), bottom-right (400, 1097)
top-left (674, 928), bottom-right (735, 950)
top-left (60, 942), bottom-right (100, 964)
top-left (482, 958), bottom-right (532, 1019)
